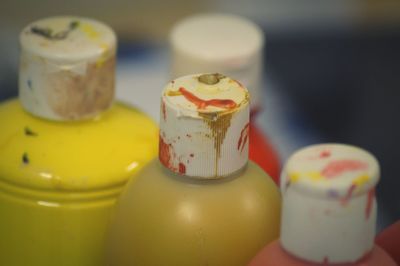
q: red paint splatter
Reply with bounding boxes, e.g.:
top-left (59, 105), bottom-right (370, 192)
top-left (179, 87), bottom-right (237, 110)
top-left (319, 150), bottom-right (331, 158)
top-left (161, 100), bottom-right (167, 121)
top-left (159, 135), bottom-right (188, 175)
top-left (340, 184), bottom-right (357, 206)
top-left (179, 163), bottom-right (186, 174)
top-left (159, 135), bottom-right (172, 169)
top-left (365, 188), bottom-right (375, 220)
top-left (237, 123), bottom-right (250, 153)
top-left (322, 159), bottom-right (368, 178)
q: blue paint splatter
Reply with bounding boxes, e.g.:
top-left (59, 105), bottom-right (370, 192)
top-left (327, 189), bottom-right (339, 198)
top-left (27, 79), bottom-right (33, 90)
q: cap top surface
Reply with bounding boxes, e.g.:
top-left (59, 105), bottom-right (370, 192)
top-left (284, 144), bottom-right (379, 198)
top-left (163, 73), bottom-right (249, 116)
top-left (20, 16), bottom-right (116, 62)
top-left (170, 13), bottom-right (263, 62)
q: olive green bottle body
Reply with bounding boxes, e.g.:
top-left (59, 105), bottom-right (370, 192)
top-left (108, 160), bottom-right (281, 266)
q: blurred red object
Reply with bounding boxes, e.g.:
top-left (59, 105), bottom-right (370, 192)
top-left (376, 220), bottom-right (400, 265)
top-left (249, 122), bottom-right (280, 184)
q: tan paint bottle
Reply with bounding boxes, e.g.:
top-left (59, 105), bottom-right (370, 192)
top-left (107, 73), bottom-right (281, 266)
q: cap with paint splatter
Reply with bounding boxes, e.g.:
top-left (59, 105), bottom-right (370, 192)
top-left (159, 73), bottom-right (250, 179)
top-left (280, 143), bottom-right (379, 264)
top-left (19, 16), bottom-right (116, 121)
top-left (170, 13), bottom-right (264, 112)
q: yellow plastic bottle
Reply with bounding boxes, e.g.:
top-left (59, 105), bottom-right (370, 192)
top-left (0, 16), bottom-right (158, 266)
top-left (108, 73), bottom-right (281, 266)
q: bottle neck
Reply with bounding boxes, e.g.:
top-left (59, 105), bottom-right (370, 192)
top-left (19, 51), bottom-right (115, 121)
top-left (158, 159), bottom-right (248, 182)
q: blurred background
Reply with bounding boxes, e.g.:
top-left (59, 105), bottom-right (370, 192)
top-left (1, 0), bottom-right (399, 228)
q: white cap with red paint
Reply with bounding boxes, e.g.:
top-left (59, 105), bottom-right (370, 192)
top-left (19, 16), bottom-right (116, 121)
top-left (159, 73), bottom-right (250, 178)
top-left (170, 13), bottom-right (264, 111)
top-left (280, 144), bottom-right (380, 264)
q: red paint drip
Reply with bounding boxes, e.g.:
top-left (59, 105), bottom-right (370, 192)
top-left (365, 188), bottom-right (375, 220)
top-left (237, 123), bottom-right (250, 153)
top-left (340, 184), bottom-right (357, 206)
top-left (323, 256), bottom-right (329, 264)
top-left (159, 135), bottom-right (172, 170)
top-left (322, 159), bottom-right (368, 178)
top-left (178, 163), bottom-right (186, 174)
top-left (179, 87), bottom-right (237, 110)
top-left (159, 135), bottom-right (188, 175)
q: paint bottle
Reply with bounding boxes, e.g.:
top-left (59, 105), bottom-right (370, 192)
top-left (107, 73), bottom-right (281, 266)
top-left (169, 13), bottom-right (280, 182)
top-left (0, 16), bottom-right (158, 266)
top-left (249, 144), bottom-right (397, 266)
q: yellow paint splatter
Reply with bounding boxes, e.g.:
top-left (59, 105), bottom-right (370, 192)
top-left (166, 90), bottom-right (182, 96)
top-left (95, 44), bottom-right (111, 67)
top-left (308, 171), bottom-right (324, 181)
top-left (353, 174), bottom-right (370, 186)
top-left (288, 171), bottom-right (323, 183)
top-left (80, 23), bottom-right (100, 39)
top-left (289, 172), bottom-right (300, 183)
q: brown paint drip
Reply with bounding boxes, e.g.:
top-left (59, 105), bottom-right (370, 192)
top-left (46, 56), bottom-right (115, 120)
top-left (200, 111), bottom-right (233, 176)
top-left (161, 100), bottom-right (167, 121)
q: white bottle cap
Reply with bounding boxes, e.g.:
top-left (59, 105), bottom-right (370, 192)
top-left (160, 73), bottom-right (249, 178)
top-left (280, 144), bottom-right (379, 264)
top-left (19, 16), bottom-right (116, 121)
top-left (170, 13), bottom-right (264, 111)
